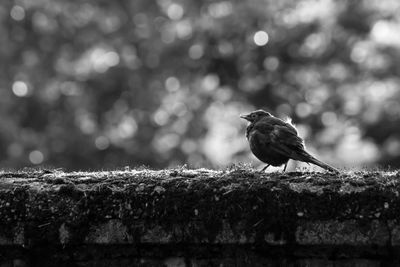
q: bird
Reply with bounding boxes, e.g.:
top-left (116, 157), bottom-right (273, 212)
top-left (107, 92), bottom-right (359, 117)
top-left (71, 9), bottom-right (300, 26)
top-left (240, 110), bottom-right (339, 173)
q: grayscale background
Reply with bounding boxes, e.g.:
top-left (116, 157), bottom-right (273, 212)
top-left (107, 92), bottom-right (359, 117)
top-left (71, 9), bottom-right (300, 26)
top-left (1, 0), bottom-right (399, 170)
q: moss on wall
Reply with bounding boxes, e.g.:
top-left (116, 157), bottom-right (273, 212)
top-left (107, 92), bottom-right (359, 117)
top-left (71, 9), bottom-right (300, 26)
top-left (1, 167), bottom-right (400, 265)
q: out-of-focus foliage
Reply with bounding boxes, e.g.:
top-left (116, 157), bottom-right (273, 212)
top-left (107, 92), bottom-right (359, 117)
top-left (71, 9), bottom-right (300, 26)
top-left (1, 0), bottom-right (400, 170)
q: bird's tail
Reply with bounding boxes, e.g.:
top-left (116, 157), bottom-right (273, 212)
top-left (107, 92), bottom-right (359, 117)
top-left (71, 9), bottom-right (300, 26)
top-left (301, 152), bottom-right (339, 173)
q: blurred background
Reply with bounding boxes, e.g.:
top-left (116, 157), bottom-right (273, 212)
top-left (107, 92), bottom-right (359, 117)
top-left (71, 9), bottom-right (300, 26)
top-left (1, 0), bottom-right (400, 171)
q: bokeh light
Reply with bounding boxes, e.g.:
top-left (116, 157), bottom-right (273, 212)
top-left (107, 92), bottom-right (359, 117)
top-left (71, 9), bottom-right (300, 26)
top-left (165, 77), bottom-right (180, 92)
top-left (10, 5), bottom-right (25, 21)
top-left (12, 81), bottom-right (29, 97)
top-left (29, 150), bottom-right (44, 165)
top-left (253, 31), bottom-right (269, 46)
top-left (167, 4), bottom-right (184, 21)
top-left (95, 136), bottom-right (110, 150)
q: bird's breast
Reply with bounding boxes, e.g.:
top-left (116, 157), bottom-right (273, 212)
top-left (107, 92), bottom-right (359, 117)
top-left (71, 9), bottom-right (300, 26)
top-left (247, 129), bottom-right (289, 166)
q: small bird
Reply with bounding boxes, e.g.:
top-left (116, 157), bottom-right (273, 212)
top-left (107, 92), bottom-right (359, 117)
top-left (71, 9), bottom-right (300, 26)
top-left (240, 110), bottom-right (339, 173)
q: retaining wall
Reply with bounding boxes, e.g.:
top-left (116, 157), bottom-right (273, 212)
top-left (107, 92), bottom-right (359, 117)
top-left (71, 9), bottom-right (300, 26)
top-left (0, 168), bottom-right (400, 266)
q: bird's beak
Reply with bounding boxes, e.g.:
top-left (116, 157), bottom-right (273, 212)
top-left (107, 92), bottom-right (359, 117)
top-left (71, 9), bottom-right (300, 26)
top-left (240, 113), bottom-right (251, 121)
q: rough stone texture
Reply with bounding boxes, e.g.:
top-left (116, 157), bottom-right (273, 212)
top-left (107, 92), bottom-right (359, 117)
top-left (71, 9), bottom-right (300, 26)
top-left (1, 167), bottom-right (400, 266)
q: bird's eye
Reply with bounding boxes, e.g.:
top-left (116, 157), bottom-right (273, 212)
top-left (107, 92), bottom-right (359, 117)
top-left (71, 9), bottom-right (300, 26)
top-left (251, 114), bottom-right (257, 118)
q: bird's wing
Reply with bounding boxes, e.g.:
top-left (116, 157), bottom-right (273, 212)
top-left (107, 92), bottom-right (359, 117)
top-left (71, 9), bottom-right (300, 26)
top-left (255, 117), bottom-right (305, 159)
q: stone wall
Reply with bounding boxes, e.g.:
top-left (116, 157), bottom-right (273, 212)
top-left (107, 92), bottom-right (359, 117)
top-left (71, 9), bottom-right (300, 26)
top-left (0, 168), bottom-right (400, 266)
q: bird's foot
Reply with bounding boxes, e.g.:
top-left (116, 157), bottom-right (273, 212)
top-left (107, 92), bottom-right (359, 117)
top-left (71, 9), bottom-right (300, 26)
top-left (282, 162), bottom-right (288, 172)
top-left (260, 165), bottom-right (270, 172)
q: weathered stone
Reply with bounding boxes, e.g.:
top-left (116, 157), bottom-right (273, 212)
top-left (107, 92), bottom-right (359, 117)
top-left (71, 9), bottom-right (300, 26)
top-left (0, 224), bottom-right (24, 245)
top-left (0, 168), bottom-right (399, 265)
top-left (296, 220), bottom-right (390, 245)
top-left (85, 219), bottom-right (133, 244)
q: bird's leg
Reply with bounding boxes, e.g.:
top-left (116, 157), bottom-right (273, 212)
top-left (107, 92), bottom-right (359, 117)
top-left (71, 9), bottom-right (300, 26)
top-left (283, 162), bottom-right (288, 172)
top-left (261, 164), bottom-right (270, 172)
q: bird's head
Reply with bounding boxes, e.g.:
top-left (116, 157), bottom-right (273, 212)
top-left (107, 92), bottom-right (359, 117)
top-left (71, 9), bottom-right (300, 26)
top-left (240, 110), bottom-right (272, 123)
